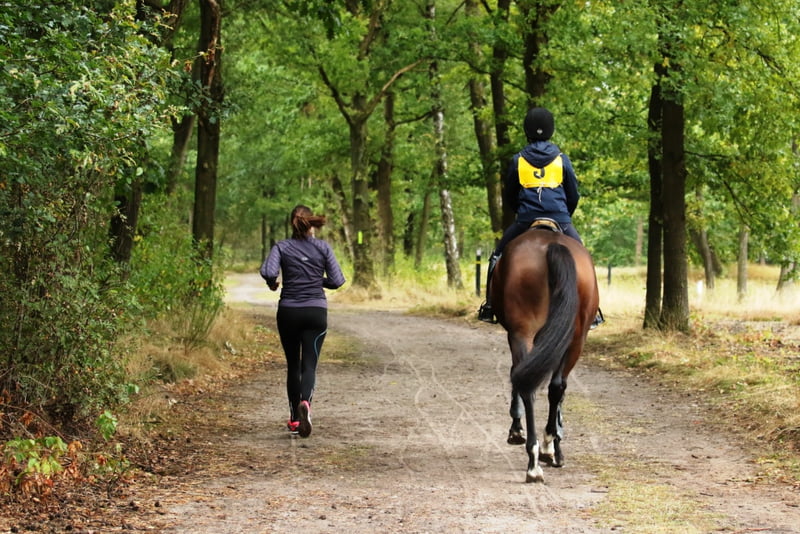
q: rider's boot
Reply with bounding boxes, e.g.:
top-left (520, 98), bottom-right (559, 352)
top-left (477, 253), bottom-right (499, 323)
top-left (590, 308), bottom-right (605, 330)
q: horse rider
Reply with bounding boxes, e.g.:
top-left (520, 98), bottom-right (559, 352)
top-left (478, 107), bottom-right (603, 328)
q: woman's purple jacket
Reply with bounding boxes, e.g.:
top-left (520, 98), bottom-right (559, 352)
top-left (260, 237), bottom-right (346, 308)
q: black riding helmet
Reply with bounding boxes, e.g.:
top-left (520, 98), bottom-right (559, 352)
top-left (523, 107), bottom-right (554, 142)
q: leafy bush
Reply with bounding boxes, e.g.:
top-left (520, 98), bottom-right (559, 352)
top-left (129, 193), bottom-right (225, 350)
top-left (0, 2), bottom-right (174, 425)
top-left (0, 437), bottom-right (79, 497)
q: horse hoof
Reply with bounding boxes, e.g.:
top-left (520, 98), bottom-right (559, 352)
top-left (525, 470), bottom-right (544, 483)
top-left (507, 431), bottom-right (525, 445)
top-left (539, 453), bottom-right (565, 467)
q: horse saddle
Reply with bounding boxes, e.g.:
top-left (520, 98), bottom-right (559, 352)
top-left (528, 218), bottom-right (562, 233)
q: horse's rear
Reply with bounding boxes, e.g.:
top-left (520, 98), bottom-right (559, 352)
top-left (492, 229), bottom-right (599, 483)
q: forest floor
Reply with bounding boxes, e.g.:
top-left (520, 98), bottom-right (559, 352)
top-left (1, 273), bottom-right (799, 533)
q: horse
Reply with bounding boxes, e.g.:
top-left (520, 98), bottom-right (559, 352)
top-left (491, 225), bottom-right (600, 483)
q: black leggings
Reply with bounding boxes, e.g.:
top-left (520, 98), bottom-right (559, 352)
top-left (276, 306), bottom-right (328, 421)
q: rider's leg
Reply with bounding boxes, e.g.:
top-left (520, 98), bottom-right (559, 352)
top-left (560, 223), bottom-right (583, 244)
top-left (477, 252), bottom-right (500, 322)
top-left (478, 221), bottom-right (529, 323)
top-left (561, 223), bottom-right (605, 329)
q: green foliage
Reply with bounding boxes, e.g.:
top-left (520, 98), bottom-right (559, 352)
top-left (2, 437), bottom-right (68, 479)
top-left (0, 436), bottom-right (70, 495)
top-left (0, 432), bottom-right (129, 496)
top-left (128, 193), bottom-right (225, 349)
top-left (3, 0), bottom-right (800, 437)
top-left (95, 410), bottom-right (118, 442)
top-left (0, 1), bottom-right (175, 420)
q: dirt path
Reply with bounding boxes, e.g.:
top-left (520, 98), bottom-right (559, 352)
top-left (109, 273), bottom-right (795, 534)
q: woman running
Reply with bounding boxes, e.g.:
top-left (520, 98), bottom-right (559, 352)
top-left (260, 205), bottom-right (346, 437)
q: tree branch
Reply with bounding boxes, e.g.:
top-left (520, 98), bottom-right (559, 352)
top-left (364, 60), bottom-right (424, 117)
top-left (316, 62), bottom-right (354, 127)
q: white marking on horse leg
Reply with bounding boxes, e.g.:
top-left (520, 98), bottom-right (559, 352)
top-left (526, 442), bottom-right (544, 483)
top-left (541, 433), bottom-right (556, 458)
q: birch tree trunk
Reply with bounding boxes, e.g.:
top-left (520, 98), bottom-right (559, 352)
top-left (737, 226), bottom-right (749, 300)
top-left (426, 1), bottom-right (463, 289)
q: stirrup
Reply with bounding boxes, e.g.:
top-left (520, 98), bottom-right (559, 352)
top-left (478, 302), bottom-right (497, 324)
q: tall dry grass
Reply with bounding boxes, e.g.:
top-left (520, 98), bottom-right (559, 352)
top-left (598, 264), bottom-right (799, 323)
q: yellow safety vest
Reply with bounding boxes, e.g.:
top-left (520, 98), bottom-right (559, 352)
top-left (518, 155), bottom-right (563, 189)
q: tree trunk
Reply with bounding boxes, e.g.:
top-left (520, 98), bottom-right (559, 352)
top-left (260, 214), bottom-right (267, 263)
top-left (135, 0), bottom-right (192, 197)
top-left (690, 228), bottom-right (715, 290)
top-left (192, 0), bottom-right (223, 260)
top-left (167, 114), bottom-right (195, 195)
top-left (644, 80), bottom-right (664, 330)
top-left (777, 190), bottom-right (799, 292)
top-left (490, 0), bottom-right (514, 229)
top-left (348, 110), bottom-right (379, 294)
top-left (438, 187), bottom-right (463, 288)
top-left (777, 263), bottom-right (796, 292)
top-left (109, 177), bottom-right (143, 266)
top-left (426, 1), bottom-right (463, 289)
top-left (403, 211), bottom-right (415, 257)
top-left (519, 0), bottom-right (559, 103)
top-left (660, 85), bottom-right (689, 332)
top-left (330, 174), bottom-right (355, 263)
top-left (415, 189), bottom-right (432, 269)
top-left (737, 225), bottom-right (748, 300)
top-left (465, 0), bottom-right (502, 239)
top-left (111, 0), bottom-right (190, 261)
top-left (313, 1), bottom-right (417, 293)
top-left (375, 91), bottom-right (396, 277)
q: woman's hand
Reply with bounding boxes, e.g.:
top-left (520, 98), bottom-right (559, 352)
top-left (268, 282), bottom-right (279, 291)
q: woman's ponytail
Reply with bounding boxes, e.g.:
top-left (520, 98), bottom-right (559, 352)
top-left (291, 205), bottom-right (327, 238)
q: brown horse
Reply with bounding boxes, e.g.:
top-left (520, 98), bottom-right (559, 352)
top-left (492, 227), bottom-right (600, 483)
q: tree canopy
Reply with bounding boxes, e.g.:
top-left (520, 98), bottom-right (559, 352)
top-left (1, 0), bottom-right (799, 427)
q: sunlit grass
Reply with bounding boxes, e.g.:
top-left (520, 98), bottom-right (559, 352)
top-left (590, 471), bottom-right (720, 533)
top-left (332, 255), bottom-right (484, 317)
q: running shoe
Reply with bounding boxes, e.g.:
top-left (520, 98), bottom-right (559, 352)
top-left (286, 420), bottom-right (300, 434)
top-left (297, 400), bottom-right (312, 438)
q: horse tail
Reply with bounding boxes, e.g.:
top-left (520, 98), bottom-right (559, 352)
top-left (510, 242), bottom-right (578, 395)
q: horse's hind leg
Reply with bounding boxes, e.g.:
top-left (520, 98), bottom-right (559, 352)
top-left (507, 334), bottom-right (530, 445)
top-left (522, 392), bottom-right (544, 483)
top-left (541, 376), bottom-right (566, 467)
top-left (507, 390), bottom-right (525, 445)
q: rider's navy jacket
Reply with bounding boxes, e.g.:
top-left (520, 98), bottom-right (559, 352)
top-left (502, 140), bottom-right (580, 226)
